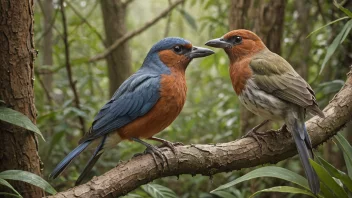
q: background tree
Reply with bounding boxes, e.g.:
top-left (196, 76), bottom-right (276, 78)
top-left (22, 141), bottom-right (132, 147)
top-left (101, 0), bottom-right (132, 96)
top-left (0, 0), bottom-right (44, 197)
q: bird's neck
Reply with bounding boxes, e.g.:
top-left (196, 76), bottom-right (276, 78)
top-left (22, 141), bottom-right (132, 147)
top-left (229, 57), bottom-right (253, 95)
top-left (141, 54), bottom-right (171, 75)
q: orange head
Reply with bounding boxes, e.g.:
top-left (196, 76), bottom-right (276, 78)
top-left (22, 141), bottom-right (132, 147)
top-left (205, 29), bottom-right (267, 62)
top-left (143, 37), bottom-right (213, 73)
top-left (158, 43), bottom-right (194, 70)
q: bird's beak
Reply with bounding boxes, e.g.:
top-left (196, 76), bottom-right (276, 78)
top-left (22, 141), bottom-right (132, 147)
top-left (205, 38), bottom-right (232, 49)
top-left (186, 46), bottom-right (214, 59)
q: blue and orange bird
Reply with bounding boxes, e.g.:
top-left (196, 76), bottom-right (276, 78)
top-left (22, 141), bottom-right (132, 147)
top-left (206, 30), bottom-right (324, 194)
top-left (50, 37), bottom-right (214, 185)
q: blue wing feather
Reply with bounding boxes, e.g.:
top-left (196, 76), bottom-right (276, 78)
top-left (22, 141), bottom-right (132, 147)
top-left (80, 72), bottom-right (161, 142)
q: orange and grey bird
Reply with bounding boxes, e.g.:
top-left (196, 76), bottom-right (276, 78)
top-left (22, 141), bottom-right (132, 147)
top-left (50, 37), bottom-right (214, 185)
top-left (205, 29), bottom-right (324, 194)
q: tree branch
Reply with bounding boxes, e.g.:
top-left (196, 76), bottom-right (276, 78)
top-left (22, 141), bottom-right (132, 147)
top-left (60, 0), bottom-right (86, 134)
top-left (47, 67), bottom-right (352, 198)
top-left (122, 0), bottom-right (135, 8)
top-left (88, 0), bottom-right (185, 63)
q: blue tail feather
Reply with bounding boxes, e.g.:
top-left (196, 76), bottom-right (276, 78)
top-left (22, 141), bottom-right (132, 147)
top-left (75, 135), bottom-right (107, 186)
top-left (292, 118), bottom-right (320, 195)
top-left (50, 141), bottom-right (91, 179)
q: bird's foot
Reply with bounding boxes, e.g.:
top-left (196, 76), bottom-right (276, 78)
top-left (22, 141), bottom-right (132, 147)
top-left (132, 138), bottom-right (169, 171)
top-left (144, 145), bottom-right (169, 170)
top-left (149, 137), bottom-right (183, 155)
top-left (243, 120), bottom-right (271, 153)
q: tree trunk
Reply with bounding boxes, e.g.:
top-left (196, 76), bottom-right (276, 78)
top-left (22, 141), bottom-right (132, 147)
top-left (228, 0), bottom-right (286, 134)
top-left (0, 0), bottom-right (44, 197)
top-left (101, 0), bottom-right (132, 97)
top-left (285, 1), bottom-right (311, 79)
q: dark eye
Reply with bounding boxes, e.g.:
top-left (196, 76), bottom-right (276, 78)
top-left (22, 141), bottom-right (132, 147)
top-left (173, 45), bottom-right (183, 54)
top-left (233, 36), bottom-right (242, 43)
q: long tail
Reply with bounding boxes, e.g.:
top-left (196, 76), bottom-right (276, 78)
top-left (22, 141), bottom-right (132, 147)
top-left (49, 140), bottom-right (91, 179)
top-left (288, 110), bottom-right (320, 194)
top-left (75, 135), bottom-right (107, 186)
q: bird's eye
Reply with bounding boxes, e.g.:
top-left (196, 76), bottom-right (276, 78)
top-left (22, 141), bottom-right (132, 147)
top-left (173, 45), bottom-right (183, 54)
top-left (233, 36), bottom-right (242, 43)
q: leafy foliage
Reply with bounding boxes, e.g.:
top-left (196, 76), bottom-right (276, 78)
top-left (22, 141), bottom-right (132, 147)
top-left (0, 170), bottom-right (56, 197)
top-left (319, 19), bottom-right (352, 74)
top-left (0, 107), bottom-right (44, 141)
top-left (212, 133), bottom-right (352, 198)
top-left (141, 184), bottom-right (178, 198)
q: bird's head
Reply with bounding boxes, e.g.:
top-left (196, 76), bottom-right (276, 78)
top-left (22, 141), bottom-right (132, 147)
top-left (144, 37), bottom-right (214, 72)
top-left (205, 29), bottom-right (266, 61)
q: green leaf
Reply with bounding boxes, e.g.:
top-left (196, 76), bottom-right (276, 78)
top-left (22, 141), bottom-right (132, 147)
top-left (0, 192), bottom-right (21, 198)
top-left (249, 186), bottom-right (316, 198)
top-left (177, 8), bottom-right (197, 30)
top-left (0, 107), bottom-right (45, 141)
top-left (343, 151), bottom-right (352, 179)
top-left (333, 0), bottom-right (352, 18)
top-left (320, 19), bottom-right (352, 75)
top-left (334, 133), bottom-right (352, 169)
top-left (211, 190), bottom-right (237, 198)
top-left (320, 183), bottom-right (336, 198)
top-left (121, 193), bottom-right (143, 198)
top-left (341, 22), bottom-right (352, 43)
top-left (0, 170), bottom-right (57, 195)
top-left (0, 178), bottom-right (21, 198)
top-left (306, 16), bottom-right (349, 38)
top-left (211, 166), bottom-right (309, 192)
top-left (310, 160), bottom-right (348, 198)
top-left (317, 156), bottom-right (352, 192)
top-left (334, 134), bottom-right (352, 179)
top-left (141, 184), bottom-right (177, 198)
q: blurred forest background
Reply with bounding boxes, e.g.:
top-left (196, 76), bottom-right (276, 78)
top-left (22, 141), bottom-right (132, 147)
top-left (1, 0), bottom-right (351, 197)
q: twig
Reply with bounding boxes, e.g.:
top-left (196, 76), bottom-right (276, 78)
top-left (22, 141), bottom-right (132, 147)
top-left (315, 0), bottom-right (327, 25)
top-left (34, 71), bottom-right (53, 107)
top-left (36, 0), bottom-right (59, 43)
top-left (46, 68), bottom-right (352, 198)
top-left (65, 0), bottom-right (105, 45)
top-left (60, 0), bottom-right (86, 134)
top-left (89, 0), bottom-right (185, 63)
top-left (164, 0), bottom-right (173, 37)
top-left (122, 0), bottom-right (135, 8)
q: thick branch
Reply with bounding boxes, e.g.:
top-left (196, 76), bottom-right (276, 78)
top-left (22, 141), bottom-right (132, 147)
top-left (88, 0), bottom-right (185, 63)
top-left (48, 68), bottom-right (352, 198)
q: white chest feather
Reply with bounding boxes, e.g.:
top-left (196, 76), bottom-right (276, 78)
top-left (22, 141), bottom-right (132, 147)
top-left (238, 79), bottom-right (288, 121)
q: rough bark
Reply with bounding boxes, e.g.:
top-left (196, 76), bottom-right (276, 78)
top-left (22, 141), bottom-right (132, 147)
top-left (228, 0), bottom-right (286, 134)
top-left (101, 0), bottom-right (132, 96)
top-left (47, 68), bottom-right (352, 198)
top-left (0, 0), bottom-right (44, 197)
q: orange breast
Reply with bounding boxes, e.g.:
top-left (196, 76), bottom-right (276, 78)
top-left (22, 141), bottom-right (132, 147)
top-left (118, 68), bottom-right (187, 140)
top-left (229, 58), bottom-right (253, 95)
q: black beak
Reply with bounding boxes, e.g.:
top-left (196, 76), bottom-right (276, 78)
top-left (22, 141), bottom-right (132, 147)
top-left (205, 38), bottom-right (232, 49)
top-left (186, 46), bottom-right (214, 59)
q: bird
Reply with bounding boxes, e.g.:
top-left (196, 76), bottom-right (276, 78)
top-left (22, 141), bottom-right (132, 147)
top-left (205, 29), bottom-right (324, 194)
top-left (50, 37), bottom-right (214, 186)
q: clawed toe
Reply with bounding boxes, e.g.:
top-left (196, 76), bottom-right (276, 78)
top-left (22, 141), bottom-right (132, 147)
top-left (158, 141), bottom-right (183, 155)
top-left (144, 145), bottom-right (169, 170)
